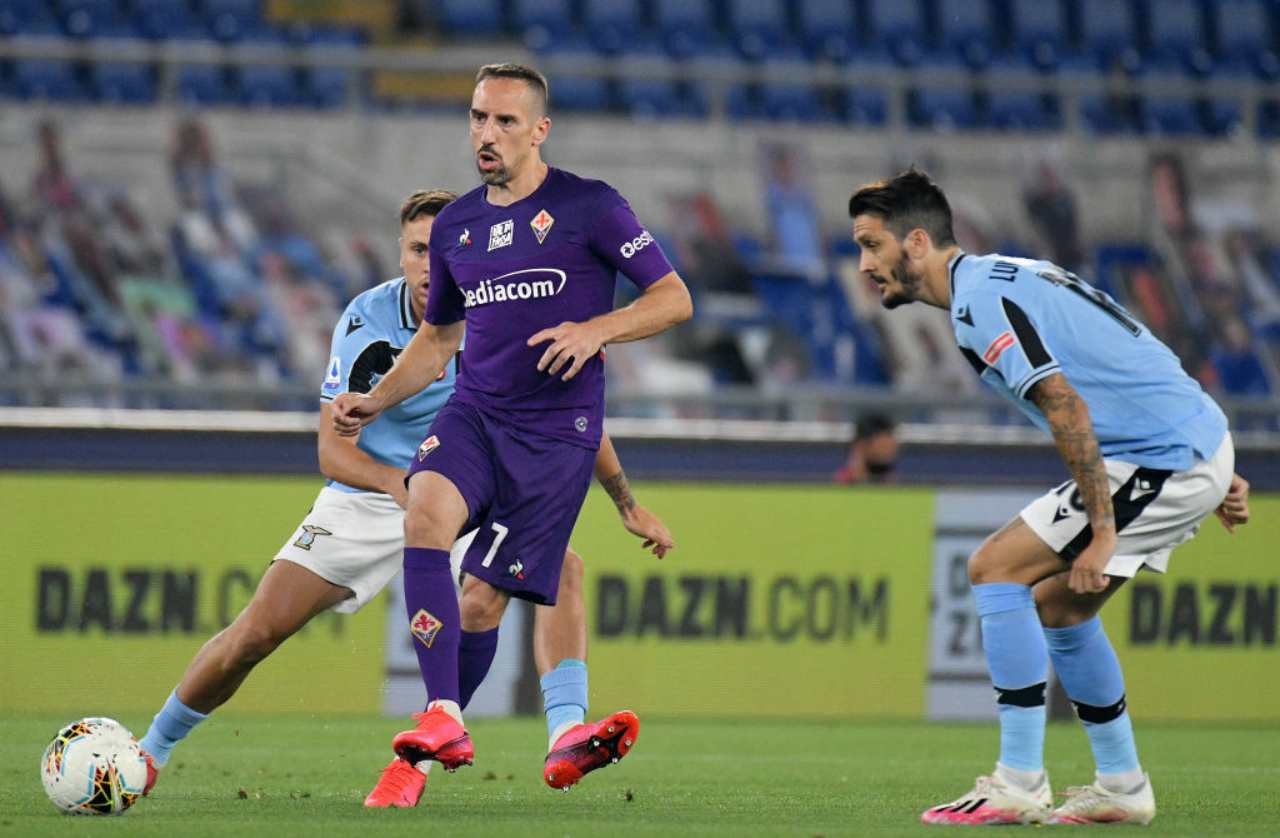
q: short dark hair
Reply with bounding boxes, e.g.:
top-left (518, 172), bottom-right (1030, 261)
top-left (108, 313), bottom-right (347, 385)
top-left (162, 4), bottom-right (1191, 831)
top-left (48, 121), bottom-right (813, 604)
top-left (855, 413), bottom-right (897, 441)
top-left (399, 189), bottom-right (457, 226)
top-left (848, 167), bottom-right (956, 247)
top-left (475, 62), bottom-right (549, 114)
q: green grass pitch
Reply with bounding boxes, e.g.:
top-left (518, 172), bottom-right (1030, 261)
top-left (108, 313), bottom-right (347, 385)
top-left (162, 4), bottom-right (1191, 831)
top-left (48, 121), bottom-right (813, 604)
top-left (3, 715), bottom-right (1278, 836)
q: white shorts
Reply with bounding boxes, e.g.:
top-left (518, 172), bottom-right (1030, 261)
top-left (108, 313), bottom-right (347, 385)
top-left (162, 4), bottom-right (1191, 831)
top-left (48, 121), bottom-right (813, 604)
top-left (1021, 434), bottom-right (1234, 577)
top-left (274, 487), bottom-right (476, 613)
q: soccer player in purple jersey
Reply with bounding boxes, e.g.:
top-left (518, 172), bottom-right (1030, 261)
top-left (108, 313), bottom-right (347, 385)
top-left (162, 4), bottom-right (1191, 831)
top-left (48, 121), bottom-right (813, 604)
top-left (333, 63), bottom-right (693, 790)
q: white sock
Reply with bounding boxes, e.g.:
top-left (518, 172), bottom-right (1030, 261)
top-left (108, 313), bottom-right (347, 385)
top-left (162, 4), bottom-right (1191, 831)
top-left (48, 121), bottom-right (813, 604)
top-left (413, 760), bottom-right (433, 777)
top-left (1097, 768), bottom-right (1145, 794)
top-left (996, 762), bottom-right (1046, 792)
top-left (427, 699), bottom-right (463, 725)
top-left (548, 720), bottom-right (580, 752)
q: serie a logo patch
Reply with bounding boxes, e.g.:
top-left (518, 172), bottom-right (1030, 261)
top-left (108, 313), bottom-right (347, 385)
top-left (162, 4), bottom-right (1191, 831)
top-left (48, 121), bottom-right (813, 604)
top-left (410, 608), bottom-right (443, 648)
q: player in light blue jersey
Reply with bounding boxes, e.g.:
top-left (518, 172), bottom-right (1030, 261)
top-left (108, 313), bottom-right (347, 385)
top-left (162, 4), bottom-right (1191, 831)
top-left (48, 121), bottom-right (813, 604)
top-left (849, 169), bottom-right (1251, 827)
top-left (133, 190), bottom-right (674, 810)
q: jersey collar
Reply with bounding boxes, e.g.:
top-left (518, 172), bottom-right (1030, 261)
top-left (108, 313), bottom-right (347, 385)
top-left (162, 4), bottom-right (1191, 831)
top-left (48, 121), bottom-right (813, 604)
top-left (398, 280), bottom-right (416, 331)
top-left (947, 249), bottom-right (967, 305)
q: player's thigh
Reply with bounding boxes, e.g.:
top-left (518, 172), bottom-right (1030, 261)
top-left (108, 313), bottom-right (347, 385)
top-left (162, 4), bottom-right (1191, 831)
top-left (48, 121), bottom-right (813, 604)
top-left (237, 559), bottom-right (352, 640)
top-left (405, 470), bottom-right (472, 548)
top-left (1034, 570), bottom-right (1129, 628)
top-left (968, 514), bottom-right (1067, 586)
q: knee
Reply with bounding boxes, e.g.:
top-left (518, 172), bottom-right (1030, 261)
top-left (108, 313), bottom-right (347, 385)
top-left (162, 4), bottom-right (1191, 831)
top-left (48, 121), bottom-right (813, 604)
top-left (404, 498), bottom-right (453, 548)
top-left (459, 585), bottom-right (506, 632)
top-left (966, 542), bottom-right (1005, 586)
top-left (558, 549), bottom-right (584, 599)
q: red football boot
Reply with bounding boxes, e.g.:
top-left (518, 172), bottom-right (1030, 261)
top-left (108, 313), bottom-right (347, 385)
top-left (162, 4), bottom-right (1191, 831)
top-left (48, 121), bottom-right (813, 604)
top-left (363, 758), bottom-right (427, 808)
top-left (141, 750), bottom-right (159, 796)
top-left (543, 710), bottom-right (640, 791)
top-left (391, 706), bottom-right (474, 771)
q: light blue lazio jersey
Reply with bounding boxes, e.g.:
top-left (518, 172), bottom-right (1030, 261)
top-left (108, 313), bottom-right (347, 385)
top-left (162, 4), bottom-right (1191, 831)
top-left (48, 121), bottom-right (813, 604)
top-left (319, 277), bottom-right (456, 493)
top-left (948, 252), bottom-right (1227, 471)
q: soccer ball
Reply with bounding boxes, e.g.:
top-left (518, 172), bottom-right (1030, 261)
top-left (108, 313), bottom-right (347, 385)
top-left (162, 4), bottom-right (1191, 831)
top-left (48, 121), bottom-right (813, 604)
top-left (41, 717), bottom-right (148, 815)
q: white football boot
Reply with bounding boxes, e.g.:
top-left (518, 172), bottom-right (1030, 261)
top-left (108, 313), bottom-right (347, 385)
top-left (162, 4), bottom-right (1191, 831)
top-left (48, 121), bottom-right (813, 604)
top-left (920, 770), bottom-right (1052, 825)
top-left (1048, 773), bottom-right (1156, 825)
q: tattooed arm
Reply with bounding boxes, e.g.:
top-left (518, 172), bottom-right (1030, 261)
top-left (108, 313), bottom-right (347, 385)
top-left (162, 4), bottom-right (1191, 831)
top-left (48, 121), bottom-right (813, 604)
top-left (594, 431), bottom-right (674, 558)
top-left (1028, 372), bottom-right (1116, 594)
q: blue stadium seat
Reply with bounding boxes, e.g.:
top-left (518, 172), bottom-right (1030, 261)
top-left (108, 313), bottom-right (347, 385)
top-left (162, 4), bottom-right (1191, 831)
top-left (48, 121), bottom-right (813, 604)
top-left (437, 0), bottom-right (504, 36)
top-left (867, 0), bottom-right (927, 65)
top-left (1140, 97), bottom-right (1202, 135)
top-left (134, 0), bottom-right (205, 40)
top-left (1202, 99), bottom-right (1243, 136)
top-left (1213, 0), bottom-right (1279, 78)
top-left (90, 62), bottom-right (157, 104)
top-left (725, 84), bottom-right (766, 121)
top-left (238, 64), bottom-right (300, 107)
top-left (1008, 0), bottom-right (1068, 69)
top-left (306, 66), bottom-right (353, 109)
top-left (619, 78), bottom-right (682, 118)
top-left (0, 0), bottom-right (64, 37)
top-left (513, 0), bottom-right (575, 50)
top-left (1077, 0), bottom-right (1140, 70)
top-left (584, 0), bottom-right (643, 54)
top-left (12, 59), bottom-right (86, 101)
top-left (550, 75), bottom-right (611, 112)
top-left (61, 0), bottom-right (124, 39)
top-left (835, 87), bottom-right (888, 125)
top-left (654, 0), bottom-right (720, 58)
top-left (987, 91), bottom-right (1059, 131)
top-left (936, 0), bottom-right (995, 68)
top-left (1081, 94), bottom-right (1139, 134)
top-left (1145, 0), bottom-right (1210, 76)
top-left (206, 0), bottom-right (261, 42)
top-left (1257, 99), bottom-right (1280, 139)
top-left (177, 64), bottom-right (234, 105)
top-left (727, 0), bottom-right (793, 62)
top-left (762, 83), bottom-right (823, 122)
top-left (797, 0), bottom-right (857, 62)
top-left (910, 89), bottom-right (979, 130)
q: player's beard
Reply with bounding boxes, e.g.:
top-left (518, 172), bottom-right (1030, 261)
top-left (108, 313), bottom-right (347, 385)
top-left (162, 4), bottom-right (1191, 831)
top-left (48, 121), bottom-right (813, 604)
top-left (477, 147), bottom-right (511, 186)
top-left (880, 255), bottom-right (922, 309)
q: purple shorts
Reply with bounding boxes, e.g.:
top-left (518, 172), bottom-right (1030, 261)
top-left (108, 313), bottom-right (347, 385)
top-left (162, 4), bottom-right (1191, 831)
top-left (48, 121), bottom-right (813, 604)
top-left (405, 399), bottom-right (596, 605)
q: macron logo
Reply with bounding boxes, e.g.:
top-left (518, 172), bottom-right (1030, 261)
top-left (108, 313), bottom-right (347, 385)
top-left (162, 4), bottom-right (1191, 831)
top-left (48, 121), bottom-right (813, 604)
top-left (983, 331), bottom-right (1016, 365)
top-left (463, 268), bottom-right (567, 309)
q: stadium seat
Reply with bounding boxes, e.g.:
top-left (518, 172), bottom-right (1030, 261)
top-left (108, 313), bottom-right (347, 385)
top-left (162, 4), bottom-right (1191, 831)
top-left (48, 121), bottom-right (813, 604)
top-left (549, 75), bottom-right (611, 112)
top-left (1258, 100), bottom-right (1280, 139)
top-left (176, 64), bottom-right (235, 105)
top-left (797, 0), bottom-right (858, 63)
top-left (206, 0), bottom-right (262, 42)
top-left (1213, 0), bottom-right (1279, 78)
top-left (1202, 99), bottom-right (1243, 136)
top-left (727, 0), bottom-right (793, 62)
top-left (618, 78), bottom-right (682, 118)
top-left (867, 0), bottom-right (927, 65)
top-left (238, 64), bottom-right (300, 108)
top-left (1144, 0), bottom-right (1210, 76)
top-left (437, 0), bottom-right (505, 36)
top-left (1076, 0), bottom-right (1140, 71)
top-left (90, 62), bottom-right (157, 104)
top-left (936, 0), bottom-right (995, 68)
top-left (835, 87), bottom-right (888, 126)
top-left (0, 0), bottom-right (64, 37)
top-left (513, 0), bottom-right (575, 50)
top-left (133, 0), bottom-right (206, 41)
top-left (910, 88), bottom-right (979, 130)
top-left (654, 0), bottom-right (721, 59)
top-left (1008, 0), bottom-right (1068, 69)
top-left (1081, 94), bottom-right (1139, 134)
top-left (725, 83), bottom-right (767, 121)
top-left (1140, 97), bottom-right (1202, 135)
top-left (61, 0), bottom-right (123, 39)
top-left (987, 92), bottom-right (1059, 131)
top-left (762, 83), bottom-right (824, 122)
top-left (12, 59), bottom-right (86, 102)
top-left (306, 66), bottom-right (354, 109)
top-left (584, 0), bottom-right (643, 54)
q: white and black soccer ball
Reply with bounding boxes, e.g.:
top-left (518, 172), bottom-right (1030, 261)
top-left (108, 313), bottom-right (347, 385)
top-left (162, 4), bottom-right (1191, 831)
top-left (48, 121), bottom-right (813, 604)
top-left (41, 717), bottom-right (147, 815)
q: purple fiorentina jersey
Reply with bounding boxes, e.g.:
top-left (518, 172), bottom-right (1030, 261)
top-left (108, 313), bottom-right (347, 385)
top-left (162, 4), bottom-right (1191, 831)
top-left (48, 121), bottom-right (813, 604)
top-left (424, 167), bottom-right (673, 448)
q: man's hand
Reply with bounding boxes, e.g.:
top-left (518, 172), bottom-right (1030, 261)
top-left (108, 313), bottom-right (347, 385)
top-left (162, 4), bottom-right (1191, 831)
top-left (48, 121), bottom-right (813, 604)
top-left (331, 392), bottom-right (384, 437)
top-left (527, 321), bottom-right (606, 381)
top-left (1215, 472), bottom-right (1250, 533)
top-left (1068, 534), bottom-right (1115, 594)
top-left (619, 503), bottom-right (674, 559)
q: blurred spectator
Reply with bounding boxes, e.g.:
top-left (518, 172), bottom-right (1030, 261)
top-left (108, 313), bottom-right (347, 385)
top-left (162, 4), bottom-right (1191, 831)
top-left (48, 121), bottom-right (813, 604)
top-left (833, 414), bottom-right (899, 484)
top-left (1210, 318), bottom-right (1273, 396)
top-left (669, 192), bottom-right (755, 296)
top-left (760, 143), bottom-right (823, 275)
top-left (1022, 159), bottom-right (1084, 272)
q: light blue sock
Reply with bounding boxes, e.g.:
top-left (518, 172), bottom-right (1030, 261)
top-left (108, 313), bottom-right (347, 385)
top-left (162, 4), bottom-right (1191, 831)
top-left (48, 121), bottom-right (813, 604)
top-left (540, 659), bottom-right (587, 740)
top-left (1045, 617), bottom-right (1140, 775)
top-left (138, 689), bottom-right (209, 767)
top-left (973, 583), bottom-right (1048, 774)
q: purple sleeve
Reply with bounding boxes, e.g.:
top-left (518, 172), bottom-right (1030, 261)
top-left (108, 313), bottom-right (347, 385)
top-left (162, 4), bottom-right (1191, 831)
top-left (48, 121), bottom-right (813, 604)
top-left (587, 194), bottom-right (674, 290)
top-left (423, 232), bottom-right (465, 325)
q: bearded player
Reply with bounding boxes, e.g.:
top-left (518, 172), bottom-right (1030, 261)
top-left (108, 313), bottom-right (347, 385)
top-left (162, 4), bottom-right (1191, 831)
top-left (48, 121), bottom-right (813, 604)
top-left (848, 169), bottom-right (1250, 826)
top-left (134, 188), bottom-right (674, 809)
top-left (333, 63), bottom-right (693, 791)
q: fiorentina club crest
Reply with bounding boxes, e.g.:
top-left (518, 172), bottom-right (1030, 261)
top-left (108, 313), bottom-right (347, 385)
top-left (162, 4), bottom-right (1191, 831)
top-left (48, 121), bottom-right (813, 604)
top-left (410, 608), bottom-right (442, 648)
top-left (417, 434), bottom-right (440, 462)
top-left (530, 209), bottom-right (554, 244)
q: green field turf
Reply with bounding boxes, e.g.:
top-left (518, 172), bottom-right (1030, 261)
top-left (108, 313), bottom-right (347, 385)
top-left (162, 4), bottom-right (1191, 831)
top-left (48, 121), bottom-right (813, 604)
top-left (2, 715), bottom-right (1278, 837)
